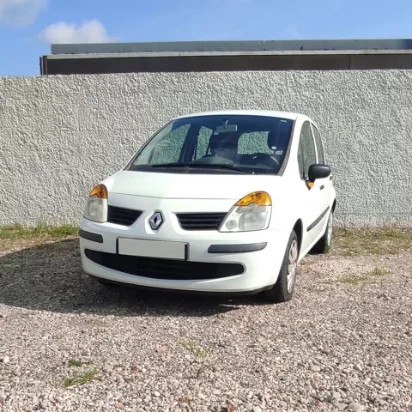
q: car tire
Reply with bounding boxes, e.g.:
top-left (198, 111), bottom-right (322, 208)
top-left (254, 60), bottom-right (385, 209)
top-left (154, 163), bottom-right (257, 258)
top-left (264, 230), bottom-right (299, 303)
top-left (311, 211), bottom-right (333, 254)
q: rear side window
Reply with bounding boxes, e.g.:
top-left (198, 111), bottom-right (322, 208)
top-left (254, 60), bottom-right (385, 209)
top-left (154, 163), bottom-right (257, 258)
top-left (298, 121), bottom-right (316, 179)
top-left (238, 131), bottom-right (271, 155)
top-left (312, 124), bottom-right (325, 164)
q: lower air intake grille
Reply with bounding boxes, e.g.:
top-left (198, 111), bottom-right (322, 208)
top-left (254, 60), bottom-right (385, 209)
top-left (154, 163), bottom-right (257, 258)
top-left (85, 249), bottom-right (244, 280)
top-left (176, 212), bottom-right (227, 230)
top-left (107, 205), bottom-right (142, 226)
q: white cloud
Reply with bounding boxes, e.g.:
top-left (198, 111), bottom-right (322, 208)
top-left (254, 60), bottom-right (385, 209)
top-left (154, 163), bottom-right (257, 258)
top-left (0, 0), bottom-right (47, 27)
top-left (39, 19), bottom-right (114, 44)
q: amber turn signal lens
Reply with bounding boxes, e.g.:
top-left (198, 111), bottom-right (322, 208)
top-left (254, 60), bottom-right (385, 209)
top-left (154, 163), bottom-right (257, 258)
top-left (89, 184), bottom-right (108, 199)
top-left (235, 191), bottom-right (272, 206)
top-left (306, 181), bottom-right (315, 189)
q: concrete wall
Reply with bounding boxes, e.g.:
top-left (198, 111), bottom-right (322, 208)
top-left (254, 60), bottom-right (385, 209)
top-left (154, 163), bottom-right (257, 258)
top-left (1, 71), bottom-right (411, 226)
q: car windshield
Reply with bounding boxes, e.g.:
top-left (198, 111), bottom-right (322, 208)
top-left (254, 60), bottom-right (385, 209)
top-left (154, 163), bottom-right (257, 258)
top-left (128, 115), bottom-right (294, 175)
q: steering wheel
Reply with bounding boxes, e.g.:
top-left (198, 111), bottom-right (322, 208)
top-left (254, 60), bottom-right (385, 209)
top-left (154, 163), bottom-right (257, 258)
top-left (251, 153), bottom-right (280, 167)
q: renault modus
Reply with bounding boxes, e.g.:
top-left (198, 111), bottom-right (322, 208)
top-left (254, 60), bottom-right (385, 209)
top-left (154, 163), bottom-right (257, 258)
top-left (79, 111), bottom-right (336, 302)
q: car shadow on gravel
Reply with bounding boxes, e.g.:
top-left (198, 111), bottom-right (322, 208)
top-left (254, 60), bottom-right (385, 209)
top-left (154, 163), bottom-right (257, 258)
top-left (0, 239), bottom-right (268, 316)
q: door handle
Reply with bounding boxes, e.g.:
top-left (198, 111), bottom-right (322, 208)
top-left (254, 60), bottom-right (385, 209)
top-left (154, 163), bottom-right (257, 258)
top-left (320, 185), bottom-right (325, 190)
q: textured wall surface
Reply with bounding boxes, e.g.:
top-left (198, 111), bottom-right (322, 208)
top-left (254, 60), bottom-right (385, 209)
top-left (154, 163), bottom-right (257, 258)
top-left (1, 71), bottom-right (411, 226)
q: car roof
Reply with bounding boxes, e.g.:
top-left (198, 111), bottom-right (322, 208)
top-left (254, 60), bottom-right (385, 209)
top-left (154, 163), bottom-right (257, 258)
top-left (175, 110), bottom-right (304, 121)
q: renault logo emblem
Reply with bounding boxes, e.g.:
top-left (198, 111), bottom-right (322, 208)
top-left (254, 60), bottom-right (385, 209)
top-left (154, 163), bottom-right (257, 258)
top-left (149, 211), bottom-right (164, 230)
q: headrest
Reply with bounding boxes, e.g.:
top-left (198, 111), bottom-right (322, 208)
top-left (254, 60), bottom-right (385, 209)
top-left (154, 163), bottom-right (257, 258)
top-left (209, 133), bottom-right (236, 151)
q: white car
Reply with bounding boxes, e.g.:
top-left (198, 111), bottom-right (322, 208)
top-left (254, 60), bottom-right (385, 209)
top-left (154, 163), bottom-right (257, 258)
top-left (79, 110), bottom-right (336, 302)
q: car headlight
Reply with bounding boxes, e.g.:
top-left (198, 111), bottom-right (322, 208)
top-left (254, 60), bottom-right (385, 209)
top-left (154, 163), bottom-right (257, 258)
top-left (219, 191), bottom-right (271, 232)
top-left (83, 184), bottom-right (108, 223)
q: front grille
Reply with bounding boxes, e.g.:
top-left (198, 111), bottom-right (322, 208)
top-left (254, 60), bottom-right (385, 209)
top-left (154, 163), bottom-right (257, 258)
top-left (176, 212), bottom-right (227, 230)
top-left (85, 249), bottom-right (244, 280)
top-left (107, 205), bottom-right (142, 226)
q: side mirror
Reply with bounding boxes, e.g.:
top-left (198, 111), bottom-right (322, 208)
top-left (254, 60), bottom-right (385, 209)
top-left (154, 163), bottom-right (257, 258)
top-left (308, 164), bottom-right (331, 181)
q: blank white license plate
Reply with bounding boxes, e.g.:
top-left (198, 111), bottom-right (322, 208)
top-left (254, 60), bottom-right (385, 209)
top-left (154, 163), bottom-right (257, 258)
top-left (118, 238), bottom-right (187, 260)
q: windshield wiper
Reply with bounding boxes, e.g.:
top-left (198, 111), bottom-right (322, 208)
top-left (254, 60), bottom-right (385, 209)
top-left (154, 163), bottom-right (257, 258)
top-left (187, 163), bottom-right (247, 173)
top-left (150, 162), bottom-right (190, 168)
top-left (149, 162), bottom-right (247, 173)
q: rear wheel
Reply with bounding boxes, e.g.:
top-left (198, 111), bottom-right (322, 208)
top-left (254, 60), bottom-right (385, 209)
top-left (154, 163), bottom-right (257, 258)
top-left (264, 231), bottom-right (299, 303)
top-left (311, 211), bottom-right (333, 254)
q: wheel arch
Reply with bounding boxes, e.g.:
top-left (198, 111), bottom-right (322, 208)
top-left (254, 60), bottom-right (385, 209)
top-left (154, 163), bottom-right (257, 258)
top-left (292, 219), bottom-right (303, 253)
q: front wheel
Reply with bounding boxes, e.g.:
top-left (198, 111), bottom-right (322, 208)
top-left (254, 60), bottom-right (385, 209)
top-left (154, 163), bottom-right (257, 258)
top-left (264, 231), bottom-right (299, 303)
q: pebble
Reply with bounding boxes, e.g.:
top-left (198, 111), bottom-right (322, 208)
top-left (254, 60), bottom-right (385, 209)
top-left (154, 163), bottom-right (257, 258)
top-left (348, 402), bottom-right (364, 412)
top-left (2, 356), bottom-right (10, 364)
top-left (252, 407), bottom-right (262, 412)
top-left (310, 365), bottom-right (321, 372)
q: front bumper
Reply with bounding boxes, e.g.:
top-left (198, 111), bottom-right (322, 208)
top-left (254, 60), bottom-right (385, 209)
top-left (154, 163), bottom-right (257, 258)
top-left (79, 205), bottom-right (290, 293)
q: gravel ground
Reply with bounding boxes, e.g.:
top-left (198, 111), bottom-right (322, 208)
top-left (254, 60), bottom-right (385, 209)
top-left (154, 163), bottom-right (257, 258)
top-left (0, 235), bottom-right (411, 411)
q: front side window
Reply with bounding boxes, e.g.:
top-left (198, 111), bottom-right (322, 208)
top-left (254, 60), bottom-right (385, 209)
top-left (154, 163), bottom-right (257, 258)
top-left (129, 115), bottom-right (294, 175)
top-left (297, 121), bottom-right (317, 179)
top-left (312, 124), bottom-right (325, 164)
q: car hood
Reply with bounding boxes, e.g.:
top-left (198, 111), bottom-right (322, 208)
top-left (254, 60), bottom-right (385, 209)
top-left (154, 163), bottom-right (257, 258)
top-left (104, 170), bottom-right (281, 200)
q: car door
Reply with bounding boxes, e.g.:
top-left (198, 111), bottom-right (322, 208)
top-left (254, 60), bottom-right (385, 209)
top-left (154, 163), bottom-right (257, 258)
top-left (311, 123), bottom-right (333, 218)
top-left (297, 121), bottom-right (325, 253)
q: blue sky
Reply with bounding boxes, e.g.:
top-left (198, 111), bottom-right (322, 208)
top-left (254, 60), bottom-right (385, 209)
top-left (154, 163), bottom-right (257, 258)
top-left (0, 0), bottom-right (411, 76)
